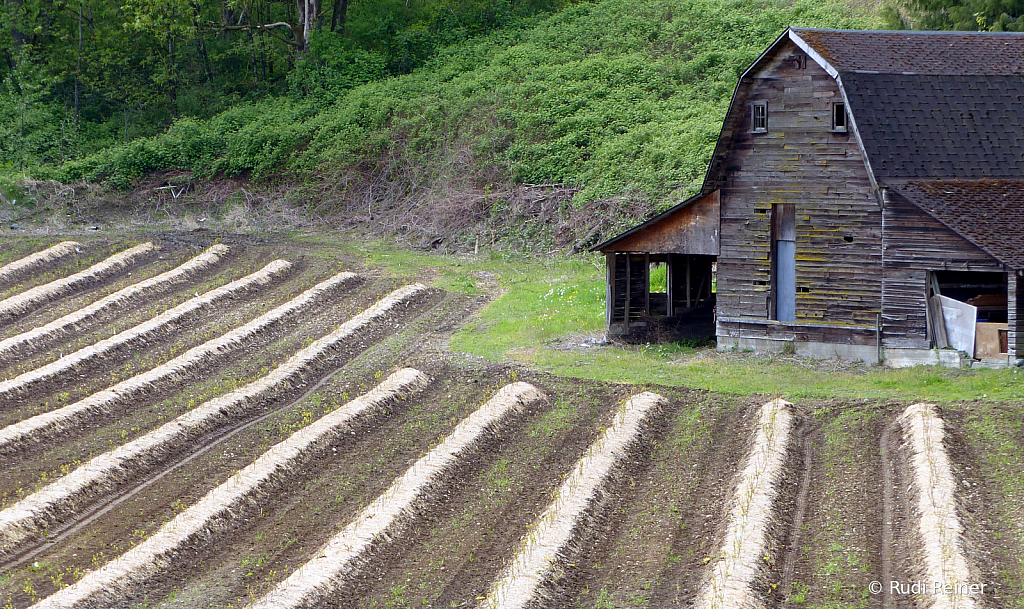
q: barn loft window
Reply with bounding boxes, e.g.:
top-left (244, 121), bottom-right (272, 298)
top-left (831, 102), bottom-right (847, 132)
top-left (751, 102), bottom-right (767, 133)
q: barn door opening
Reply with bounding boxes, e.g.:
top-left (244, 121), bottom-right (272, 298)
top-left (771, 204), bottom-right (796, 322)
top-left (928, 270), bottom-right (1008, 358)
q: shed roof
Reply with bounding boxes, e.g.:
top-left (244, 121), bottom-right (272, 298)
top-left (791, 28), bottom-right (1024, 75)
top-left (888, 179), bottom-right (1024, 269)
top-left (592, 190), bottom-right (719, 253)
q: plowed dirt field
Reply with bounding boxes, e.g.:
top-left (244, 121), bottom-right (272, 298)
top-left (0, 233), bottom-right (1021, 609)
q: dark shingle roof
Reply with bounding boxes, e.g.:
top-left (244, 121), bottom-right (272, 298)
top-left (889, 179), bottom-right (1024, 269)
top-left (792, 28), bottom-right (1024, 75)
top-left (841, 72), bottom-right (1024, 179)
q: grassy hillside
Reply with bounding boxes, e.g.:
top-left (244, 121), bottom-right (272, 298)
top-left (41, 0), bottom-right (876, 248)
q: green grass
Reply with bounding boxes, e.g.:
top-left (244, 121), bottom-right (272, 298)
top-left (325, 238), bottom-right (1024, 401)
top-left (958, 405), bottom-right (1024, 604)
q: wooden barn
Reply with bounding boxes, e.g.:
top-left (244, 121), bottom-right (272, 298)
top-left (595, 28), bottom-right (1024, 367)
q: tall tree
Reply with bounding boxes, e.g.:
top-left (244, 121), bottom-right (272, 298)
top-left (905, 0), bottom-right (1024, 30)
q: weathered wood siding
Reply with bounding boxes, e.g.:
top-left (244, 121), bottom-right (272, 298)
top-left (882, 192), bottom-right (1004, 348)
top-left (602, 192), bottom-right (720, 255)
top-left (714, 41), bottom-right (882, 342)
top-left (608, 253), bottom-right (650, 326)
top-left (1010, 272), bottom-right (1023, 359)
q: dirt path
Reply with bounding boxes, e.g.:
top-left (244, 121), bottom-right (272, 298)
top-left (780, 426), bottom-right (816, 605)
top-left (880, 425), bottom-right (894, 609)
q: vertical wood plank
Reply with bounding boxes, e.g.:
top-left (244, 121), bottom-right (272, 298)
top-left (606, 253), bottom-right (614, 328)
top-left (644, 253), bottom-right (651, 316)
top-left (666, 255), bottom-right (674, 318)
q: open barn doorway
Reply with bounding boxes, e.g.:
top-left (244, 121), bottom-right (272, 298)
top-left (606, 253), bottom-right (716, 340)
top-left (927, 270), bottom-right (1008, 359)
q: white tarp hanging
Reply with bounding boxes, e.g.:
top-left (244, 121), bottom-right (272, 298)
top-left (938, 295), bottom-right (977, 357)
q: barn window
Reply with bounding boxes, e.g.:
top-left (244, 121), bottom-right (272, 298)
top-left (831, 102), bottom-right (847, 132)
top-left (751, 102), bottom-right (767, 133)
top-left (649, 262), bottom-right (667, 293)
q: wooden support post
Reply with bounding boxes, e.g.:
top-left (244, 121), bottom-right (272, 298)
top-left (625, 255), bottom-right (632, 324)
top-left (686, 255), bottom-right (692, 309)
top-left (606, 253), bottom-right (614, 327)
top-left (666, 255), bottom-right (674, 318)
top-left (644, 253), bottom-right (651, 317)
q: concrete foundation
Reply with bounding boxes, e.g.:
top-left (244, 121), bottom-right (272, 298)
top-left (716, 336), bottom-right (996, 369)
top-left (884, 348), bottom-right (966, 369)
top-left (718, 337), bottom-right (881, 363)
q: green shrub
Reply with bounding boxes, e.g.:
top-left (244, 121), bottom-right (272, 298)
top-left (58, 0), bottom-right (877, 203)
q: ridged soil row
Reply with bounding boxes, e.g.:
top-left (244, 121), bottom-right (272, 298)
top-left (479, 391), bottom-right (668, 608)
top-left (0, 242), bottom-right (80, 289)
top-left (898, 403), bottom-right (978, 609)
top-left (249, 381), bottom-right (547, 609)
top-left (29, 368), bottom-right (432, 609)
top-left (0, 270), bottom-right (360, 455)
top-left (0, 284), bottom-right (424, 557)
top-left (0, 259), bottom-right (290, 403)
top-left (694, 399), bottom-right (794, 609)
top-left (0, 243), bottom-right (155, 326)
top-left (0, 244), bottom-right (230, 363)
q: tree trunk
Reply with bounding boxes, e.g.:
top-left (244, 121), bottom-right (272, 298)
top-left (75, 0), bottom-right (82, 128)
top-left (331, 0), bottom-right (348, 34)
top-left (295, 0), bottom-right (320, 56)
top-left (192, 1), bottom-right (215, 84)
top-left (295, 0), bottom-right (307, 53)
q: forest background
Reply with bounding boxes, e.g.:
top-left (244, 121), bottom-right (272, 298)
top-left (1, 0), bottom-right (1022, 249)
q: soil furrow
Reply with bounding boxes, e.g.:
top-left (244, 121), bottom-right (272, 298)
top-left (897, 403), bottom-right (977, 609)
top-left (695, 399), bottom-right (794, 609)
top-left (881, 424), bottom-right (895, 609)
top-left (0, 269), bottom-right (356, 455)
top-left (0, 245), bottom-right (229, 363)
top-left (0, 243), bottom-right (156, 327)
top-left (0, 243), bottom-right (80, 290)
top-left (481, 391), bottom-right (668, 608)
top-left (251, 381), bottom-right (546, 609)
top-left (0, 259), bottom-right (291, 404)
top-left (50, 367), bottom-right (496, 609)
top-left (30, 369), bottom-right (431, 609)
top-left (0, 280), bottom-right (425, 557)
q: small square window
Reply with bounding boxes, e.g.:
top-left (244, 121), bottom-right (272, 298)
top-left (751, 102), bottom-right (767, 133)
top-left (831, 102), bottom-right (847, 132)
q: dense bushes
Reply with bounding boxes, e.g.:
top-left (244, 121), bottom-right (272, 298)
top-left (57, 0), bottom-right (874, 208)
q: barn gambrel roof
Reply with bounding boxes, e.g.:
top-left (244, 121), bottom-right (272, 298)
top-left (599, 28), bottom-right (1024, 265)
top-left (704, 28), bottom-right (1024, 268)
